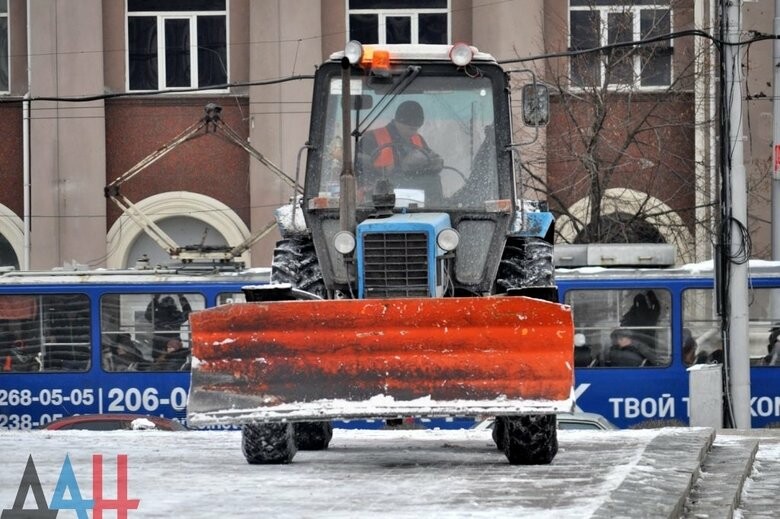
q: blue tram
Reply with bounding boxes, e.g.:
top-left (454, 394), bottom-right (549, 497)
top-left (2, 249), bottom-right (780, 430)
top-left (557, 250), bottom-right (780, 429)
top-left (0, 267), bottom-right (268, 430)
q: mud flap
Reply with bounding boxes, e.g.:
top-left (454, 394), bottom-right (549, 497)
top-left (187, 296), bottom-right (574, 427)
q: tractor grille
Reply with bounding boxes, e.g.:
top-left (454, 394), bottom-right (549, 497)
top-left (362, 232), bottom-right (429, 298)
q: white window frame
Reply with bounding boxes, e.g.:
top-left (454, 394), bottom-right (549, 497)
top-left (0, 1), bottom-right (9, 94)
top-left (347, 2), bottom-right (451, 45)
top-left (569, 2), bottom-right (673, 91)
top-left (125, 3), bottom-right (229, 93)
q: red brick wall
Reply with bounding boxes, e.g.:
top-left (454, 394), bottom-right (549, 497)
top-left (0, 102), bottom-right (23, 217)
top-left (546, 92), bottom-right (697, 236)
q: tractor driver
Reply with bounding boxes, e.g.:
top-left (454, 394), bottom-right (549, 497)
top-left (357, 100), bottom-right (444, 205)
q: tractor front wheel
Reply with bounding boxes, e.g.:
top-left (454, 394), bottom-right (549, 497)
top-left (242, 423), bottom-right (297, 464)
top-left (502, 414), bottom-right (558, 465)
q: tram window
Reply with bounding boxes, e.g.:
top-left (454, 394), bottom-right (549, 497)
top-left (217, 292), bottom-right (246, 305)
top-left (683, 287), bottom-right (780, 367)
top-left (100, 292), bottom-right (205, 372)
top-left (0, 294), bottom-right (90, 373)
top-left (564, 289), bottom-right (671, 368)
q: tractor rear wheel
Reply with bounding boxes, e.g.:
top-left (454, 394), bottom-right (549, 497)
top-left (272, 237), bottom-right (326, 297)
top-left (492, 417), bottom-right (506, 450)
top-left (242, 423), bottom-right (297, 464)
top-left (293, 421), bottom-right (333, 450)
top-left (496, 236), bottom-right (554, 292)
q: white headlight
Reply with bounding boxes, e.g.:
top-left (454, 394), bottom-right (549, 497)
top-left (449, 43), bottom-right (473, 67)
top-left (334, 231), bottom-right (356, 255)
top-left (437, 229), bottom-right (460, 251)
top-left (344, 40), bottom-right (364, 65)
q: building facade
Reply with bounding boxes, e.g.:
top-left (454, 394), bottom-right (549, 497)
top-left (0, 0), bottom-right (759, 270)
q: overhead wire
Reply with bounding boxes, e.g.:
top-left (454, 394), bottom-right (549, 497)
top-left (3, 16), bottom-right (776, 271)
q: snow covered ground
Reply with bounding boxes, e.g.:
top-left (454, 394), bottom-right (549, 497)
top-left (0, 427), bottom-right (776, 518)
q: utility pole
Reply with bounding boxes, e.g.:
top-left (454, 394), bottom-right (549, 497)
top-left (722, 0), bottom-right (751, 429)
top-left (767, 0), bottom-right (780, 426)
top-left (773, 3), bottom-right (780, 259)
top-left (771, 0), bottom-right (780, 392)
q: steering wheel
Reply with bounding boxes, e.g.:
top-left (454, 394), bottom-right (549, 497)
top-left (368, 142), bottom-right (442, 175)
top-left (441, 165), bottom-right (467, 184)
top-left (367, 142), bottom-right (470, 189)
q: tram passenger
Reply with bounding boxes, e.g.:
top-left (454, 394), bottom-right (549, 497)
top-left (620, 290), bottom-right (661, 349)
top-left (683, 333), bottom-right (725, 365)
top-left (707, 348), bottom-right (724, 364)
top-left (145, 294), bottom-right (191, 360)
top-left (608, 328), bottom-right (657, 367)
top-left (105, 333), bottom-right (143, 371)
top-left (621, 290), bottom-right (660, 327)
top-left (1, 323), bottom-right (14, 371)
top-left (153, 337), bottom-right (190, 371)
top-left (763, 326), bottom-right (780, 366)
top-left (574, 333), bottom-right (595, 367)
top-left (0, 324), bottom-right (39, 372)
top-left (682, 328), bottom-right (697, 366)
top-left (765, 346), bottom-right (780, 366)
top-left (4, 343), bottom-right (39, 371)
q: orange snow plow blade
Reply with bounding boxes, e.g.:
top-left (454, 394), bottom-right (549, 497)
top-left (187, 296), bottom-right (574, 426)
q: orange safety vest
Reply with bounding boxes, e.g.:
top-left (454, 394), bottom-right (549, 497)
top-left (372, 126), bottom-right (424, 168)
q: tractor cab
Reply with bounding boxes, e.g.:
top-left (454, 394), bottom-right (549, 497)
top-left (308, 43), bottom-right (510, 212)
top-left (302, 42), bottom-right (520, 297)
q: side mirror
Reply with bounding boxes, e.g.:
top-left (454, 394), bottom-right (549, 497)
top-left (521, 83), bottom-right (550, 127)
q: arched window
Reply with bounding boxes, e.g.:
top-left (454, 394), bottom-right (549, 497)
top-left (574, 212), bottom-right (666, 244)
top-left (106, 191), bottom-right (250, 268)
top-left (125, 215), bottom-right (229, 268)
top-left (555, 188), bottom-right (695, 264)
top-left (0, 233), bottom-right (19, 269)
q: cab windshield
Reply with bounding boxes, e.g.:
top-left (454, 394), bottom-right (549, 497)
top-left (318, 74), bottom-right (499, 211)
